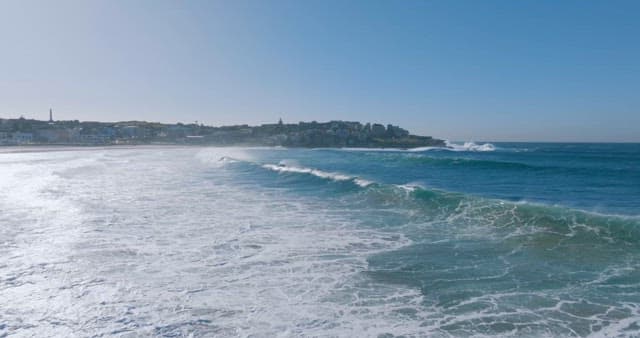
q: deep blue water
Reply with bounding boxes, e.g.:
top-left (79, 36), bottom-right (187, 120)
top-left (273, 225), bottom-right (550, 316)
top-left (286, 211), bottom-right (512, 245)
top-left (256, 142), bottom-right (640, 216)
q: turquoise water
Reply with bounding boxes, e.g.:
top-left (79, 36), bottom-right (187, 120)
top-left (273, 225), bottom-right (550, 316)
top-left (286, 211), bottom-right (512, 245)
top-left (224, 142), bottom-right (640, 336)
top-left (1, 143), bottom-right (638, 336)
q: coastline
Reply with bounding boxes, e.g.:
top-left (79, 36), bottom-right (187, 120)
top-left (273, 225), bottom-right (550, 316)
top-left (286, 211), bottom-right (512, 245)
top-left (0, 143), bottom-right (450, 154)
top-left (0, 144), bottom-right (191, 154)
top-left (0, 118), bottom-right (445, 149)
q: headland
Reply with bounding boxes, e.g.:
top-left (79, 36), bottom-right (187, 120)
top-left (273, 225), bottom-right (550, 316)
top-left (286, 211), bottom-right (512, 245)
top-left (0, 116), bottom-right (445, 149)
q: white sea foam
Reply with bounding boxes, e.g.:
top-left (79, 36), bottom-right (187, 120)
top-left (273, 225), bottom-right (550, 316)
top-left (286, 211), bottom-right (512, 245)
top-left (443, 140), bottom-right (496, 152)
top-left (262, 163), bottom-right (375, 188)
top-left (354, 178), bottom-right (375, 187)
top-left (1, 147), bottom-right (636, 337)
top-left (0, 152), bottom-right (100, 337)
top-left (338, 141), bottom-right (496, 153)
top-left (262, 163), bottom-right (352, 181)
top-left (396, 183), bottom-right (421, 192)
top-left (1, 148), bottom-right (439, 337)
top-left (404, 146), bottom-right (444, 152)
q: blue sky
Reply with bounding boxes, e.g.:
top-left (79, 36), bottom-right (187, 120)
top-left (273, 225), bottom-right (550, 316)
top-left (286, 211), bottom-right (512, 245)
top-left (1, 0), bottom-right (639, 141)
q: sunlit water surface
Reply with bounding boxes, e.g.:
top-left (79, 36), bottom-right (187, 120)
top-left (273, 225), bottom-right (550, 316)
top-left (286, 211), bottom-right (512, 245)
top-left (1, 144), bottom-right (639, 337)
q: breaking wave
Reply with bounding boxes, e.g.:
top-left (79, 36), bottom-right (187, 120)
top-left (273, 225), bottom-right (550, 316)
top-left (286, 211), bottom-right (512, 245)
top-left (338, 141), bottom-right (496, 153)
top-left (254, 161), bottom-right (640, 246)
top-left (443, 141), bottom-right (496, 152)
top-left (261, 163), bottom-right (374, 187)
top-left (213, 153), bottom-right (640, 336)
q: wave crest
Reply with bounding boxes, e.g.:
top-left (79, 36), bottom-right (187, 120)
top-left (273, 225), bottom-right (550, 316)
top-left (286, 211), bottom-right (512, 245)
top-left (261, 163), bottom-right (374, 187)
top-left (444, 141), bottom-right (496, 152)
top-left (338, 141), bottom-right (496, 152)
top-left (255, 161), bottom-right (639, 245)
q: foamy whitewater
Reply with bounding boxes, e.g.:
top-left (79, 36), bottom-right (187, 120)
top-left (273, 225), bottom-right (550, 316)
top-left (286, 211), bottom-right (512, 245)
top-left (1, 143), bottom-right (639, 337)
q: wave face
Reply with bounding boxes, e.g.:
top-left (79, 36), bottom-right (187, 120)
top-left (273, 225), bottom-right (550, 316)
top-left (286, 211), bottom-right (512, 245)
top-left (443, 140), bottom-right (496, 152)
top-left (1, 143), bottom-right (639, 337)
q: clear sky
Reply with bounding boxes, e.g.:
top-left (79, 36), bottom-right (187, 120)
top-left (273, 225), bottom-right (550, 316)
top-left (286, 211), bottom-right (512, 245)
top-left (1, 0), bottom-right (639, 142)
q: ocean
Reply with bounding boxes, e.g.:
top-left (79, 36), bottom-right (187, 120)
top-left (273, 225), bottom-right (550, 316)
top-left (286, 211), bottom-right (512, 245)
top-left (1, 142), bottom-right (639, 337)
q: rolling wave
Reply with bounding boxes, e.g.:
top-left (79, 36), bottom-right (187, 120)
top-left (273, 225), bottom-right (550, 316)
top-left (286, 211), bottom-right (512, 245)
top-left (389, 153), bottom-right (640, 176)
top-left (261, 163), bottom-right (374, 187)
top-left (251, 160), bottom-right (640, 246)
top-left (337, 141), bottom-right (496, 153)
top-left (441, 141), bottom-right (496, 152)
top-left (399, 155), bottom-right (536, 170)
top-left (380, 185), bottom-right (640, 245)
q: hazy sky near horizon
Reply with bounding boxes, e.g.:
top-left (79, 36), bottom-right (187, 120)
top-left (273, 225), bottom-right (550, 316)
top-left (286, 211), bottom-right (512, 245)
top-left (1, 0), bottom-right (639, 142)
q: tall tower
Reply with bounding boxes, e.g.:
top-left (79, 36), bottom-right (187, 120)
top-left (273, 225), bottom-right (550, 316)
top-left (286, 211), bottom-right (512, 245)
top-left (49, 108), bottom-right (53, 123)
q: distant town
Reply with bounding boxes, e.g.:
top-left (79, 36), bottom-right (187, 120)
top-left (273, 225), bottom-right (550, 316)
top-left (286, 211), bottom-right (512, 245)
top-left (0, 109), bottom-right (445, 148)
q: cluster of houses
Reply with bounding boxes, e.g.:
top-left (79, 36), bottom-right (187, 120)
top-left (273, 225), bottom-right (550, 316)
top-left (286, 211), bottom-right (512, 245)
top-left (0, 116), bottom-right (203, 145)
top-left (0, 114), bottom-right (444, 148)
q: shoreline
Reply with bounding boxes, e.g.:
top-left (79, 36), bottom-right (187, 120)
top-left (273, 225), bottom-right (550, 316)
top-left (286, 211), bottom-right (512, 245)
top-left (0, 143), bottom-right (452, 154)
top-left (0, 144), bottom-right (193, 154)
